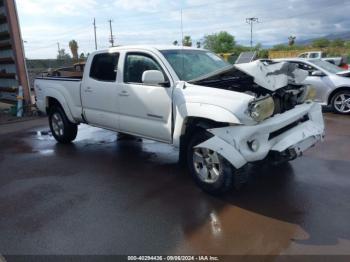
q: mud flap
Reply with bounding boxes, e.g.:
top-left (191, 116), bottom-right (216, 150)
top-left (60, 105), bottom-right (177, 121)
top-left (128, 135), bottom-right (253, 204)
top-left (195, 136), bottom-right (247, 169)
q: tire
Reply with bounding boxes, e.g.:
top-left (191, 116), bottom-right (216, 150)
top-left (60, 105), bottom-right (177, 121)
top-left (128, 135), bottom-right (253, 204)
top-left (49, 106), bottom-right (78, 144)
top-left (331, 90), bottom-right (350, 115)
top-left (186, 129), bottom-right (235, 195)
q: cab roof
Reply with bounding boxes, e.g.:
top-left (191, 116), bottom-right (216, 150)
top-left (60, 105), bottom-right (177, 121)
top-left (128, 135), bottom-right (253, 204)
top-left (95, 45), bottom-right (206, 54)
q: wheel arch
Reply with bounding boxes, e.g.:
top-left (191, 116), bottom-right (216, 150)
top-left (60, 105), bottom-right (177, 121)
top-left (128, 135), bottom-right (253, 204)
top-left (45, 94), bottom-right (76, 123)
top-left (327, 86), bottom-right (350, 105)
top-left (173, 103), bottom-right (241, 148)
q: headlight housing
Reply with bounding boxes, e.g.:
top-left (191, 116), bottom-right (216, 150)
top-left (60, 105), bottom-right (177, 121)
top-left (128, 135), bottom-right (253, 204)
top-left (248, 96), bottom-right (275, 122)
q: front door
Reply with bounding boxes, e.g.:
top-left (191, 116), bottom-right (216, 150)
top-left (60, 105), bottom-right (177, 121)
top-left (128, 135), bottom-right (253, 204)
top-left (81, 52), bottom-right (120, 129)
top-left (118, 52), bottom-right (173, 142)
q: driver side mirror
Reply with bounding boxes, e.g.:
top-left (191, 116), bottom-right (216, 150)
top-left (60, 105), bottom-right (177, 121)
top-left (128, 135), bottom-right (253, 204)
top-left (311, 70), bottom-right (326, 77)
top-left (142, 70), bottom-right (166, 86)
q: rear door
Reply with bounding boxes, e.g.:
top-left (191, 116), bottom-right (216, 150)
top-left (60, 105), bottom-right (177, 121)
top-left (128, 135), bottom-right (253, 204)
top-left (117, 51), bottom-right (173, 142)
top-left (81, 52), bottom-right (120, 129)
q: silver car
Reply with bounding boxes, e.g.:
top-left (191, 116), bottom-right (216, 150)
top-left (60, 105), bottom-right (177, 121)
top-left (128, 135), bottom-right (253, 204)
top-left (276, 58), bottom-right (350, 114)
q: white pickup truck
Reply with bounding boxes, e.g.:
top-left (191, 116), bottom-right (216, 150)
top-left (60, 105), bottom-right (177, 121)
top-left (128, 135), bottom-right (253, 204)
top-left (35, 46), bottom-right (325, 194)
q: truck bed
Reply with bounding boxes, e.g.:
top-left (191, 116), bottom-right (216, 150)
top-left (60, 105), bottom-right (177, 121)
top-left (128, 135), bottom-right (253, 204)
top-left (35, 77), bottom-right (83, 122)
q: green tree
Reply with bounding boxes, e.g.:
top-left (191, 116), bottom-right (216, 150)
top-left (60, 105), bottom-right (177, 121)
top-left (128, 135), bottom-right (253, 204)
top-left (312, 38), bottom-right (330, 48)
top-left (173, 40), bottom-right (179, 46)
top-left (254, 43), bottom-right (262, 51)
top-left (271, 44), bottom-right (289, 51)
top-left (196, 41), bottom-right (201, 48)
top-left (331, 38), bottom-right (345, 48)
top-left (57, 49), bottom-right (71, 60)
top-left (182, 36), bottom-right (192, 47)
top-left (204, 31), bottom-right (236, 53)
top-left (69, 40), bottom-right (79, 61)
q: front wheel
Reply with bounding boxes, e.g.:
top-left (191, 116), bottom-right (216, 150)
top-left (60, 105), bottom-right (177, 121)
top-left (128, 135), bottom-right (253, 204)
top-left (186, 130), bottom-right (235, 195)
top-left (49, 106), bottom-right (78, 144)
top-left (331, 90), bottom-right (350, 115)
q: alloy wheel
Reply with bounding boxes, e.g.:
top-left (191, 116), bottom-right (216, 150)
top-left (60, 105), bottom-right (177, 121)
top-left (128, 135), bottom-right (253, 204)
top-left (51, 113), bottom-right (64, 136)
top-left (334, 93), bottom-right (350, 113)
top-left (193, 148), bottom-right (221, 184)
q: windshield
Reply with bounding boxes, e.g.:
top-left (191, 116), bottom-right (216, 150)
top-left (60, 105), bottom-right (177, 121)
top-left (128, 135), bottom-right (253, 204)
top-left (160, 49), bottom-right (230, 81)
top-left (310, 59), bottom-right (345, 74)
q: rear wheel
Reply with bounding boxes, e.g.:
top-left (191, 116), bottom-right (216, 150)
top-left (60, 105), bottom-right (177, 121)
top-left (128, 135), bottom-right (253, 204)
top-left (331, 90), bottom-right (350, 115)
top-left (186, 130), bottom-right (235, 195)
top-left (49, 106), bottom-right (78, 143)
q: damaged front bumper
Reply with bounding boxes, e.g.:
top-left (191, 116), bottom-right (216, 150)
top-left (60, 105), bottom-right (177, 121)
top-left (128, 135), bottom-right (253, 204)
top-left (196, 102), bottom-right (325, 169)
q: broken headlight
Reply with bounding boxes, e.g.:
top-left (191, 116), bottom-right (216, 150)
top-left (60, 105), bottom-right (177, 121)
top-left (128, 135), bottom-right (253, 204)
top-left (248, 96), bottom-right (275, 122)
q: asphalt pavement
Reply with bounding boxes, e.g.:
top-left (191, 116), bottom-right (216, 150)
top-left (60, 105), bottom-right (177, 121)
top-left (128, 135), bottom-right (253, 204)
top-left (0, 113), bottom-right (349, 256)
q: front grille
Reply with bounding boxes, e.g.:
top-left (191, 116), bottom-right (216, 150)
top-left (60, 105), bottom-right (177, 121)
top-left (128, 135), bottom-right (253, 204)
top-left (268, 114), bottom-right (309, 140)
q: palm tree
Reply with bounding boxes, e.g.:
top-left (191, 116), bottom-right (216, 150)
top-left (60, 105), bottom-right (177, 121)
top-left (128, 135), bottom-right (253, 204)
top-left (182, 36), bottom-right (192, 47)
top-left (288, 36), bottom-right (296, 46)
top-left (69, 40), bottom-right (79, 61)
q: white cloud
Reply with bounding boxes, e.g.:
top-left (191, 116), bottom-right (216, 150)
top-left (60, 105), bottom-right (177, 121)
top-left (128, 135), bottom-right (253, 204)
top-left (17, 0), bottom-right (350, 58)
top-left (17, 0), bottom-right (99, 17)
top-left (114, 0), bottom-right (163, 12)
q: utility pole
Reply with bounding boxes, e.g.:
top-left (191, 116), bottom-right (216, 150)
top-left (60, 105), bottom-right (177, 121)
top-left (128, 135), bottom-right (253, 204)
top-left (180, 9), bottom-right (184, 46)
top-left (108, 19), bottom-right (115, 47)
top-left (246, 17), bottom-right (259, 49)
top-left (93, 18), bottom-right (97, 50)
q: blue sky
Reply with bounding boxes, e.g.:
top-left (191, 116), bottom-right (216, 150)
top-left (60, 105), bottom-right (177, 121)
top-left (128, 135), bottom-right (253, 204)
top-left (17, 0), bottom-right (350, 59)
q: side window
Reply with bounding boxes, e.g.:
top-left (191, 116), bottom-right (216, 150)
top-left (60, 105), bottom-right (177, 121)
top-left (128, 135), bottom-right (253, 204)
top-left (90, 53), bottom-right (119, 82)
top-left (299, 53), bottom-right (307, 58)
top-left (309, 53), bottom-right (319, 59)
top-left (124, 53), bottom-right (163, 84)
top-left (296, 62), bottom-right (316, 75)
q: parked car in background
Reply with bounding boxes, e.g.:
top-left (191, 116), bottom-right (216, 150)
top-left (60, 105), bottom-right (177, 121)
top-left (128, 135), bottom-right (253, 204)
top-left (34, 46), bottom-right (324, 194)
top-left (48, 62), bottom-right (85, 78)
top-left (297, 51), bottom-right (348, 69)
top-left (275, 58), bottom-right (350, 114)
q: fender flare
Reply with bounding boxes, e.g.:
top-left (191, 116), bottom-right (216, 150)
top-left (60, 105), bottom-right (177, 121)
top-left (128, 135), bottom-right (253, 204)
top-left (45, 89), bottom-right (76, 123)
top-left (173, 102), bottom-right (241, 147)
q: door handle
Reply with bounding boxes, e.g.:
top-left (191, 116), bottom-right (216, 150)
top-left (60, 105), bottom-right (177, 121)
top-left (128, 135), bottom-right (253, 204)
top-left (84, 87), bottom-right (93, 93)
top-left (119, 90), bottom-right (129, 97)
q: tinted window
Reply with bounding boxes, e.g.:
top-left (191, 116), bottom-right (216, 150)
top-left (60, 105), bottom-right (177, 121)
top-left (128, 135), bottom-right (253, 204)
top-left (124, 53), bottom-right (163, 83)
top-left (90, 53), bottom-right (119, 81)
top-left (309, 53), bottom-right (320, 59)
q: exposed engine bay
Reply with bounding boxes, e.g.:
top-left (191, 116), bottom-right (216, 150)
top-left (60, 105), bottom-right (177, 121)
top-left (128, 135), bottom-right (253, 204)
top-left (189, 61), bottom-right (310, 115)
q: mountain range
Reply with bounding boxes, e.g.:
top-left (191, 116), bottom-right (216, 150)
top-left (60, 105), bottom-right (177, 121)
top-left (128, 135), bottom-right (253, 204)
top-left (295, 31), bottom-right (350, 45)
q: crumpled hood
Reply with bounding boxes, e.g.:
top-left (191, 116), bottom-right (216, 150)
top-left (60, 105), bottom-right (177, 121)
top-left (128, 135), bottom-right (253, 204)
top-left (189, 60), bottom-right (308, 92)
